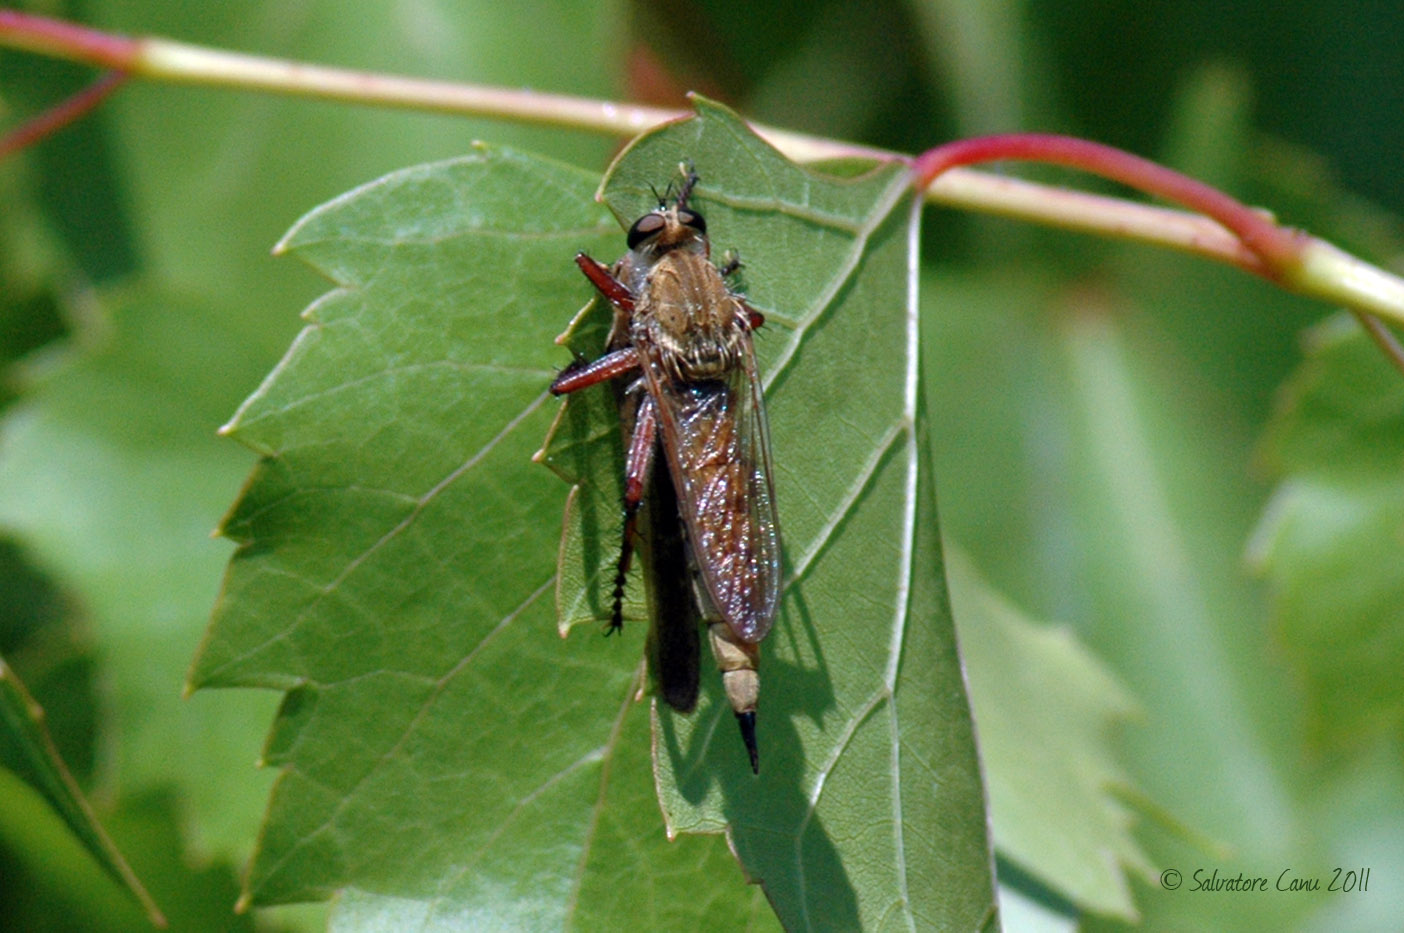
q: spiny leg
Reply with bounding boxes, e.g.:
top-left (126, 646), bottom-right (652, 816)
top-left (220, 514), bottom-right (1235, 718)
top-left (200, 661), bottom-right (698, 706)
top-left (676, 166), bottom-right (700, 207)
top-left (718, 250), bottom-right (742, 278)
top-left (606, 519), bottom-right (634, 636)
top-left (607, 392), bottom-right (658, 634)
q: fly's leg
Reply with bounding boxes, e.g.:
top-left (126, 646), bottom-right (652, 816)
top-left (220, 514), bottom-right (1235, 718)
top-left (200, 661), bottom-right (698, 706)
top-left (718, 250), bottom-right (742, 278)
top-left (676, 166), bottom-right (700, 207)
top-left (550, 253), bottom-right (639, 397)
top-left (606, 391), bottom-right (658, 635)
top-left (549, 255), bottom-right (650, 634)
top-left (575, 252), bottom-right (635, 311)
top-left (738, 299), bottom-right (765, 332)
top-left (606, 531), bottom-right (633, 637)
top-left (719, 256), bottom-right (765, 332)
top-left (549, 346), bottom-right (640, 395)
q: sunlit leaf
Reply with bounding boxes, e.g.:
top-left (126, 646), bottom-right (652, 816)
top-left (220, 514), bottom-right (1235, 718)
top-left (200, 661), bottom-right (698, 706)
top-left (190, 140), bottom-right (777, 927)
top-left (544, 99), bottom-right (997, 930)
top-left (197, 99), bottom-right (996, 929)
top-left (191, 147), bottom-right (624, 920)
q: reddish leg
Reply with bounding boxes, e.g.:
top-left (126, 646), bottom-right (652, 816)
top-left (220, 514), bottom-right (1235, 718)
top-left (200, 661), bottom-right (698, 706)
top-left (553, 255), bottom-right (640, 395)
top-left (553, 251), bottom-right (656, 632)
top-left (550, 346), bottom-right (640, 395)
top-left (576, 252), bottom-right (635, 311)
top-left (739, 299), bottom-right (765, 331)
top-left (607, 393), bottom-right (658, 634)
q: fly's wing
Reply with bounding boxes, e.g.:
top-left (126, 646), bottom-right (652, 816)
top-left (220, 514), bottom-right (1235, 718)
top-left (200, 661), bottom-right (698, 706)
top-left (642, 336), bottom-right (781, 644)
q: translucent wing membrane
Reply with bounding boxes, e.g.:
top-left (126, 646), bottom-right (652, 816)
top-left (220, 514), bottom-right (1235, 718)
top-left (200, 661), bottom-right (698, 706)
top-left (641, 336), bottom-right (781, 643)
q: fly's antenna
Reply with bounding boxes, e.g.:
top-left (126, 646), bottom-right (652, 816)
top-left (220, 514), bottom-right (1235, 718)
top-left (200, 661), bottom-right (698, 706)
top-left (648, 183), bottom-right (667, 208)
top-left (675, 163), bottom-right (700, 208)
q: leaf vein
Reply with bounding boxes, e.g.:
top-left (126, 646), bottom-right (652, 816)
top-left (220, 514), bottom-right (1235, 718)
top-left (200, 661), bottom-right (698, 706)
top-left (254, 577), bottom-right (556, 896)
top-left (787, 420), bottom-right (910, 586)
top-left (226, 393), bottom-right (551, 677)
top-left (761, 174), bottom-right (913, 392)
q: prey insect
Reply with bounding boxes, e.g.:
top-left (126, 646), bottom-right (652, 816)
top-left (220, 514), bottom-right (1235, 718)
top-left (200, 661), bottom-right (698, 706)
top-left (550, 169), bottom-right (781, 773)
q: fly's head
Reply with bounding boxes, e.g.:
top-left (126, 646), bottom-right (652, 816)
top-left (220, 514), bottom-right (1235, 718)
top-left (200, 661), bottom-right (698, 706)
top-left (624, 172), bottom-right (710, 266)
top-left (620, 171), bottom-right (747, 382)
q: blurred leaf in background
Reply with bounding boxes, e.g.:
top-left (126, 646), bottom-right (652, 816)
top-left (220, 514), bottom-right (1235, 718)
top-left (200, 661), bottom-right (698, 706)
top-left (949, 549), bottom-right (1151, 921)
top-left (1251, 314), bottom-right (1404, 753)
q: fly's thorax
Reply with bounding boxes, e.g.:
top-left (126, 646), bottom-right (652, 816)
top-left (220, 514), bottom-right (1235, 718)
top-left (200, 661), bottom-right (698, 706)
top-left (634, 251), bottom-right (747, 382)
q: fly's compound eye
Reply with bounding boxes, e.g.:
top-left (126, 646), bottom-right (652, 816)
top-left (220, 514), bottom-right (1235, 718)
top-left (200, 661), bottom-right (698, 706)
top-left (677, 209), bottom-right (707, 236)
top-left (626, 212), bottom-right (667, 250)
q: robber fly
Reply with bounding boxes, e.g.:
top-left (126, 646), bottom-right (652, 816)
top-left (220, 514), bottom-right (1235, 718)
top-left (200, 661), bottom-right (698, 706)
top-left (550, 169), bottom-right (781, 773)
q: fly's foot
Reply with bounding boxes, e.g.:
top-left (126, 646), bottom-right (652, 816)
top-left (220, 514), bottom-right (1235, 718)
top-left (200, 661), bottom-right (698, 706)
top-left (719, 249), bottom-right (742, 277)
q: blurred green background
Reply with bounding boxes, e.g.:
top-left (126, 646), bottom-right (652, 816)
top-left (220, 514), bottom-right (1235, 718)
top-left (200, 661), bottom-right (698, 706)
top-left (2, 0), bottom-right (1402, 930)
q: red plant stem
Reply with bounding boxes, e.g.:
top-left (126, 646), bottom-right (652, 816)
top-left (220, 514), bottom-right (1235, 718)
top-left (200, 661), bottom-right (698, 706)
top-left (9, 8), bottom-right (1404, 354)
top-left (0, 70), bottom-right (130, 158)
top-left (0, 10), bottom-right (139, 69)
top-left (914, 134), bottom-right (1306, 279)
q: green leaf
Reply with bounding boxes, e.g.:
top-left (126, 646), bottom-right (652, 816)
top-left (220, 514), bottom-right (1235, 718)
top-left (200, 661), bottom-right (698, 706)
top-left (920, 246), bottom-right (1310, 929)
top-left (0, 288), bottom-right (286, 861)
top-left (543, 99), bottom-right (997, 930)
top-left (0, 158), bottom-right (69, 412)
top-left (194, 145), bottom-right (773, 927)
top-left (198, 100), bottom-right (995, 928)
top-left (192, 147), bottom-right (628, 920)
top-left (1249, 313), bottom-right (1404, 751)
top-left (947, 550), bottom-right (1151, 920)
top-left (0, 656), bottom-right (162, 925)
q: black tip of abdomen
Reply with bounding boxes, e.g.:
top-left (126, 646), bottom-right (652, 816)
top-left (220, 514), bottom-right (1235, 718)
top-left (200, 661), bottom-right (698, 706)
top-left (736, 711), bottom-right (759, 774)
